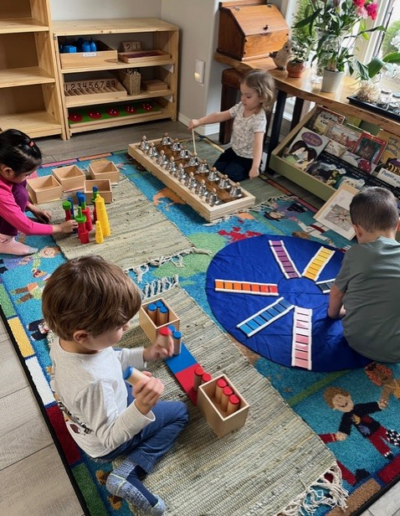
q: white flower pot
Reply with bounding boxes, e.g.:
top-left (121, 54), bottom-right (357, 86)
top-left (321, 69), bottom-right (345, 93)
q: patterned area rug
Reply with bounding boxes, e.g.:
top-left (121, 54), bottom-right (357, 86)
top-left (117, 287), bottom-right (341, 516)
top-left (1, 138), bottom-right (399, 515)
top-left (42, 168), bottom-right (204, 271)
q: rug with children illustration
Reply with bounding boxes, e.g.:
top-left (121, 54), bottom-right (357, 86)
top-left (1, 139), bottom-right (400, 515)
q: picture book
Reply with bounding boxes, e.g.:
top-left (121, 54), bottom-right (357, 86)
top-left (283, 127), bottom-right (329, 171)
top-left (384, 158), bottom-right (400, 176)
top-left (373, 168), bottom-right (400, 188)
top-left (326, 123), bottom-right (362, 151)
top-left (352, 132), bottom-right (387, 165)
top-left (341, 150), bottom-right (376, 174)
top-left (376, 130), bottom-right (400, 164)
top-left (314, 183), bottom-right (359, 240)
top-left (306, 152), bottom-right (369, 190)
top-left (308, 106), bottom-right (345, 136)
top-left (325, 139), bottom-right (347, 158)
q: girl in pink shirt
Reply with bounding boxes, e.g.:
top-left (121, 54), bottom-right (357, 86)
top-left (0, 129), bottom-right (77, 256)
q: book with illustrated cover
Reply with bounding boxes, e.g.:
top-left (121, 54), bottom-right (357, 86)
top-left (308, 106), bottom-right (345, 135)
top-left (325, 139), bottom-right (347, 158)
top-left (306, 152), bottom-right (370, 190)
top-left (314, 183), bottom-right (358, 240)
top-left (374, 167), bottom-right (400, 188)
top-left (326, 123), bottom-right (362, 151)
top-left (384, 158), bottom-right (400, 176)
top-left (376, 130), bottom-right (400, 164)
top-left (353, 132), bottom-right (387, 165)
top-left (283, 127), bottom-right (329, 170)
top-left (341, 150), bottom-right (376, 174)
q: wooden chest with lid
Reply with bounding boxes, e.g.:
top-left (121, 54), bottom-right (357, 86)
top-left (217, 1), bottom-right (289, 61)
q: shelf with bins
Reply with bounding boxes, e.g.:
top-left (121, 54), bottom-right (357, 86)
top-left (52, 18), bottom-right (179, 138)
top-left (0, 0), bottom-right (65, 138)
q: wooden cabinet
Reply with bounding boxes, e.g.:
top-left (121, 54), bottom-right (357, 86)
top-left (217, 1), bottom-right (289, 61)
top-left (0, 0), bottom-right (65, 139)
top-left (52, 19), bottom-right (179, 138)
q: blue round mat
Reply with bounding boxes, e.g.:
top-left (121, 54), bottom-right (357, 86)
top-left (206, 235), bottom-right (370, 372)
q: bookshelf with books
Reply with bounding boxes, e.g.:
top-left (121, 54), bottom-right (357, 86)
top-left (270, 106), bottom-right (400, 201)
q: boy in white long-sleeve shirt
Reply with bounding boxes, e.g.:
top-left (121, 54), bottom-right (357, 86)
top-left (42, 256), bottom-right (189, 515)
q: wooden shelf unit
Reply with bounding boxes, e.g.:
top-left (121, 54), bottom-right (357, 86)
top-left (52, 18), bottom-right (179, 138)
top-left (0, 0), bottom-right (65, 139)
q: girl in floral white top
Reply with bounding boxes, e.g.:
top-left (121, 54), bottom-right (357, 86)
top-left (189, 69), bottom-right (275, 181)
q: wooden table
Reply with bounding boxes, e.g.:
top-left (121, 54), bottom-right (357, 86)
top-left (214, 51), bottom-right (400, 171)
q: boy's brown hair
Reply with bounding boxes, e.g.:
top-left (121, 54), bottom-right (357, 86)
top-left (350, 186), bottom-right (399, 233)
top-left (42, 256), bottom-right (141, 340)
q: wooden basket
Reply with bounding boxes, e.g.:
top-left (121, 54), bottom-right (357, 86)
top-left (119, 69), bottom-right (141, 95)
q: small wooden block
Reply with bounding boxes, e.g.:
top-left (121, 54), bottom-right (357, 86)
top-left (139, 298), bottom-right (180, 342)
top-left (52, 165), bottom-right (86, 192)
top-left (121, 41), bottom-right (142, 52)
top-left (88, 160), bottom-right (120, 184)
top-left (27, 176), bottom-right (63, 204)
top-left (142, 79), bottom-right (168, 92)
top-left (84, 179), bottom-right (113, 203)
top-left (197, 374), bottom-right (250, 438)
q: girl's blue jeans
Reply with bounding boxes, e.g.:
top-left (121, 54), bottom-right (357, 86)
top-left (96, 395), bottom-right (189, 474)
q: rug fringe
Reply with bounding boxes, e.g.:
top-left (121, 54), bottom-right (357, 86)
top-left (126, 247), bottom-right (211, 281)
top-left (276, 463), bottom-right (348, 516)
top-left (140, 275), bottom-right (180, 299)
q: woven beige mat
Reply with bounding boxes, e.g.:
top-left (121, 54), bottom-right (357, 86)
top-left (45, 174), bottom-right (202, 271)
top-left (119, 287), bottom-right (345, 516)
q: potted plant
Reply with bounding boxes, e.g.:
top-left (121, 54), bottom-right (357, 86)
top-left (287, 0), bottom-right (316, 79)
top-left (295, 0), bottom-right (383, 92)
top-left (287, 40), bottom-right (310, 78)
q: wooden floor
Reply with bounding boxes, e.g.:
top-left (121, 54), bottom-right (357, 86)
top-left (1, 121), bottom-right (399, 516)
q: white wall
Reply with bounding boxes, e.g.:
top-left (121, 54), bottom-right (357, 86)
top-left (50, 0), bottom-right (161, 20)
top-left (161, 0), bottom-right (225, 135)
top-left (50, 0), bottom-right (285, 136)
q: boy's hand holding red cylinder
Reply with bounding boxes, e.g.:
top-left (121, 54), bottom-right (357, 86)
top-left (143, 327), bottom-right (174, 361)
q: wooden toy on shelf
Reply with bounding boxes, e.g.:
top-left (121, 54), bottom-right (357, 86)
top-left (197, 373), bottom-right (250, 438)
top-left (52, 165), bottom-right (86, 191)
top-left (128, 134), bottom-right (256, 221)
top-left (27, 176), bottom-right (63, 204)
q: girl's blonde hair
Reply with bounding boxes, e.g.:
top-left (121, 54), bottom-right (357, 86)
top-left (42, 256), bottom-right (141, 341)
top-left (241, 69), bottom-right (276, 111)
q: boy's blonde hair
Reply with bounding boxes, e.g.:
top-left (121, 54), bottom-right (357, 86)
top-left (42, 256), bottom-right (141, 340)
top-left (241, 69), bottom-right (275, 112)
top-left (350, 187), bottom-right (399, 233)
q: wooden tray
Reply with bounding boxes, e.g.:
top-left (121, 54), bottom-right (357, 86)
top-left (128, 138), bottom-right (256, 221)
top-left (60, 41), bottom-right (118, 69)
top-left (64, 78), bottom-right (127, 105)
top-left (118, 49), bottom-right (170, 64)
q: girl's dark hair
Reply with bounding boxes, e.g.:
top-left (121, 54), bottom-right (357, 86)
top-left (0, 129), bottom-right (42, 175)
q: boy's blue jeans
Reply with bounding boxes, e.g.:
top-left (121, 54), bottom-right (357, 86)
top-left (97, 399), bottom-right (189, 474)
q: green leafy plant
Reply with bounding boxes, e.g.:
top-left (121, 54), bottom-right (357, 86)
top-left (353, 52), bottom-right (400, 80)
top-left (295, 0), bottom-right (383, 74)
top-left (290, 0), bottom-right (316, 64)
